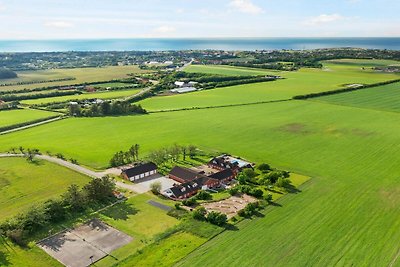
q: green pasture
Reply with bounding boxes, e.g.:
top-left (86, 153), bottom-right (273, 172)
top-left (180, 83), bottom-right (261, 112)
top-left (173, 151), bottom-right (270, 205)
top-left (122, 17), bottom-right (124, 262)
top-left (0, 108), bottom-right (59, 128)
top-left (0, 157), bottom-right (90, 219)
top-left (0, 100), bottom-right (399, 266)
top-left (0, 66), bottom-right (149, 92)
top-left (139, 63), bottom-right (399, 111)
top-left (185, 64), bottom-right (278, 76)
top-left (21, 88), bottom-right (141, 105)
top-left (313, 81), bottom-right (400, 113)
top-left (325, 58), bottom-right (400, 67)
top-left (92, 82), bottom-right (135, 88)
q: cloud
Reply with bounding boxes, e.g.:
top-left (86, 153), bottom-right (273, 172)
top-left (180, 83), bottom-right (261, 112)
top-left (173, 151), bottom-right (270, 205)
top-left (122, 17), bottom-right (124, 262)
top-left (229, 0), bottom-right (264, 14)
top-left (305, 14), bottom-right (344, 26)
top-left (44, 21), bottom-right (74, 28)
top-left (153, 25), bottom-right (176, 34)
top-left (176, 8), bottom-right (184, 14)
top-left (0, 2), bottom-right (6, 11)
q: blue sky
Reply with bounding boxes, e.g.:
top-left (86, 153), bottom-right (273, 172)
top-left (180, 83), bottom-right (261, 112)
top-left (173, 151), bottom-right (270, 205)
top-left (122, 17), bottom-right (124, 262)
top-left (0, 0), bottom-right (399, 39)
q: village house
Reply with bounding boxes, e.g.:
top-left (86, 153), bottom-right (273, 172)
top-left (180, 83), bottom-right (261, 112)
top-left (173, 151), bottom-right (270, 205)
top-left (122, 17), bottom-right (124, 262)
top-left (121, 162), bottom-right (157, 182)
top-left (208, 154), bottom-right (253, 174)
top-left (169, 166), bottom-right (207, 183)
top-left (208, 168), bottom-right (235, 184)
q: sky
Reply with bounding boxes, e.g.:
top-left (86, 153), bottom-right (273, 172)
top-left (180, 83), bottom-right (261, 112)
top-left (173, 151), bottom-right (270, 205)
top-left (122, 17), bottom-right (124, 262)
top-left (0, 0), bottom-right (399, 39)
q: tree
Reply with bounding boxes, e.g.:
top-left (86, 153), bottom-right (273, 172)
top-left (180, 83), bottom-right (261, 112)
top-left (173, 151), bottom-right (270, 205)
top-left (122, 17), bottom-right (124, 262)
top-left (134, 144), bottom-right (140, 160)
top-left (206, 211), bottom-right (227, 226)
top-left (128, 145), bottom-right (136, 161)
top-left (250, 188), bottom-right (263, 199)
top-left (193, 206), bottom-right (207, 221)
top-left (63, 184), bottom-right (86, 211)
top-left (243, 168), bottom-right (258, 179)
top-left (170, 144), bottom-right (181, 161)
top-left (265, 193), bottom-right (273, 203)
top-left (44, 199), bottom-right (66, 222)
top-left (228, 187), bottom-right (239, 196)
top-left (188, 145), bottom-right (197, 159)
top-left (150, 181), bottom-right (162, 195)
top-left (182, 197), bottom-right (197, 207)
top-left (18, 146), bottom-right (24, 154)
top-left (182, 146), bottom-right (187, 161)
top-left (84, 176), bottom-right (115, 202)
top-left (275, 177), bottom-right (292, 188)
top-left (257, 163), bottom-right (271, 172)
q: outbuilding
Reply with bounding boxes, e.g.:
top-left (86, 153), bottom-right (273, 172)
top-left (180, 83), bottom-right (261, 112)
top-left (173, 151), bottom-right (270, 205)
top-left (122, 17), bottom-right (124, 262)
top-left (121, 162), bottom-right (158, 182)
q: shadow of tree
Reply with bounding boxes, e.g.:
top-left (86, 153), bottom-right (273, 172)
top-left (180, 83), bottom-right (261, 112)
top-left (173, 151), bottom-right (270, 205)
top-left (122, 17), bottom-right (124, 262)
top-left (269, 202), bottom-right (283, 207)
top-left (267, 188), bottom-right (284, 195)
top-left (224, 223), bottom-right (239, 231)
top-left (285, 184), bottom-right (301, 194)
top-left (0, 251), bottom-right (11, 266)
top-left (100, 202), bottom-right (138, 220)
top-left (37, 231), bottom-right (76, 252)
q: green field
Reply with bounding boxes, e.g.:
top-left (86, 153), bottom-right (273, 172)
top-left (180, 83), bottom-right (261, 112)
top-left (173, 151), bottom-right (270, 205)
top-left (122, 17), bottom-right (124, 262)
top-left (325, 58), bottom-right (400, 67)
top-left (139, 63), bottom-right (399, 111)
top-left (0, 157), bottom-right (90, 219)
top-left (0, 99), bottom-right (399, 266)
top-left (185, 64), bottom-right (278, 76)
top-left (313, 81), bottom-right (400, 113)
top-left (0, 108), bottom-right (59, 128)
top-left (0, 66), bottom-right (149, 92)
top-left (21, 88), bottom-right (141, 105)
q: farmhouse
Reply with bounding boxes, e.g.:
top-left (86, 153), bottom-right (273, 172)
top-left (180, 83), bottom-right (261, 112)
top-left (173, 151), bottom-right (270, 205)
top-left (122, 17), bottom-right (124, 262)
top-left (169, 166), bottom-right (208, 183)
top-left (209, 168), bottom-right (235, 183)
top-left (208, 154), bottom-right (253, 173)
top-left (121, 162), bottom-right (157, 182)
top-left (163, 176), bottom-right (219, 199)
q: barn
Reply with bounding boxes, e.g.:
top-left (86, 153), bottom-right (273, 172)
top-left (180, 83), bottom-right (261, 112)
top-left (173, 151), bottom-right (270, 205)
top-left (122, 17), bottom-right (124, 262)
top-left (121, 162), bottom-right (157, 182)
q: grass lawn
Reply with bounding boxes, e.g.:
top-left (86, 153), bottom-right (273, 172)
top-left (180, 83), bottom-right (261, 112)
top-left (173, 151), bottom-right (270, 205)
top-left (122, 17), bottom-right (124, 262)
top-left (21, 88), bottom-right (141, 105)
top-left (0, 108), bottom-right (59, 128)
top-left (312, 81), bottom-right (400, 113)
top-left (1, 99), bottom-right (400, 266)
top-left (115, 232), bottom-right (206, 267)
top-left (0, 66), bottom-right (149, 92)
top-left (0, 157), bottom-right (90, 219)
top-left (139, 63), bottom-right (399, 111)
top-left (324, 58), bottom-right (400, 67)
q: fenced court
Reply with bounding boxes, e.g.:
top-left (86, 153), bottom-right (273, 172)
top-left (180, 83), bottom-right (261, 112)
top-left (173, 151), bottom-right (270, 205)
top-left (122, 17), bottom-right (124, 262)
top-left (201, 194), bottom-right (257, 219)
top-left (38, 219), bottom-right (132, 267)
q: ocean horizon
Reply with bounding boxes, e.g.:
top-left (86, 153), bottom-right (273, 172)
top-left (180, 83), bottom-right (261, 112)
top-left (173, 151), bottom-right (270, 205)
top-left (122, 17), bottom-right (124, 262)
top-left (0, 37), bottom-right (399, 52)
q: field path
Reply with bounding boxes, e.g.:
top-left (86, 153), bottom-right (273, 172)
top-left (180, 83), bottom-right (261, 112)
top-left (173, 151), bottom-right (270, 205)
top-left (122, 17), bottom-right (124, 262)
top-left (0, 153), bottom-right (140, 193)
top-left (0, 116), bottom-right (63, 135)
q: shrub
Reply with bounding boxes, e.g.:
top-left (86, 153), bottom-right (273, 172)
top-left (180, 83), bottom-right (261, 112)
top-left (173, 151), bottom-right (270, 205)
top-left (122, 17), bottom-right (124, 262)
top-left (192, 207), bottom-right (207, 221)
top-left (257, 163), bottom-right (271, 172)
top-left (206, 211), bottom-right (227, 226)
top-left (195, 190), bottom-right (212, 200)
top-left (182, 197), bottom-right (197, 207)
top-left (150, 181), bottom-right (162, 195)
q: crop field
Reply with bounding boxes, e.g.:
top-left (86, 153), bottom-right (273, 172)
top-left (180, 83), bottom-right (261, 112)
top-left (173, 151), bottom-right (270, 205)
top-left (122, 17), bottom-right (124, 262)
top-left (139, 63), bottom-right (399, 111)
top-left (21, 88), bottom-right (141, 105)
top-left (0, 157), bottom-right (90, 219)
top-left (1, 99), bottom-right (400, 266)
top-left (313, 81), bottom-right (400, 113)
top-left (0, 65), bottom-right (149, 92)
top-left (0, 108), bottom-right (59, 128)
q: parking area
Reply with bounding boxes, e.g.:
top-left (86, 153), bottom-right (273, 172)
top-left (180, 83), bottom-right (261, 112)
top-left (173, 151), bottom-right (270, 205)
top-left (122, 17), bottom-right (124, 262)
top-left (38, 219), bottom-right (132, 267)
top-left (201, 194), bottom-right (258, 219)
top-left (119, 174), bottom-right (177, 194)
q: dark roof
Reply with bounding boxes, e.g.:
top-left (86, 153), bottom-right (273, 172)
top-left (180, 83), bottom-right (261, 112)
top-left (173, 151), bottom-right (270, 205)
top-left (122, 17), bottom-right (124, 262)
top-left (122, 162), bottom-right (157, 178)
top-left (209, 168), bottom-right (235, 181)
top-left (209, 157), bottom-right (239, 169)
top-left (169, 166), bottom-right (207, 182)
top-left (168, 179), bottom-right (202, 198)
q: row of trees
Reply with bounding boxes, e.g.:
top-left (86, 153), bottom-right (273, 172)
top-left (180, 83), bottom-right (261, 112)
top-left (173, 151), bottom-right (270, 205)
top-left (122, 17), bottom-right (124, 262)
top-left (1, 90), bottom-right (81, 102)
top-left (69, 101), bottom-right (147, 117)
top-left (146, 144), bottom-right (198, 165)
top-left (109, 144), bottom-right (140, 167)
top-left (0, 176), bottom-right (116, 246)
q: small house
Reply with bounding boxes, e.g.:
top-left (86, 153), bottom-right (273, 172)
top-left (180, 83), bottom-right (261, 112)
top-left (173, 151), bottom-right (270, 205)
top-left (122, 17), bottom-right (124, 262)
top-left (121, 162), bottom-right (157, 182)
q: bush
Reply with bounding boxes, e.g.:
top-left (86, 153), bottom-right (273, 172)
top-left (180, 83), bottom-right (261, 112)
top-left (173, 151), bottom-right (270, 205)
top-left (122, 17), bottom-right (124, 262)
top-left (195, 190), bottom-right (212, 200)
top-left (150, 181), bottom-right (162, 195)
top-left (228, 187), bottom-right (239, 196)
top-left (182, 197), bottom-right (197, 207)
top-left (206, 211), bottom-right (227, 226)
top-left (6, 229), bottom-right (26, 247)
top-left (257, 163), bottom-right (271, 172)
top-left (250, 188), bottom-right (264, 199)
top-left (192, 207), bottom-right (207, 221)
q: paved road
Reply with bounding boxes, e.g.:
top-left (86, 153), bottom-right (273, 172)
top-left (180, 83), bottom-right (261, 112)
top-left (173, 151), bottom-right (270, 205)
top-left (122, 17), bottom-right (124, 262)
top-left (0, 153), bottom-right (144, 193)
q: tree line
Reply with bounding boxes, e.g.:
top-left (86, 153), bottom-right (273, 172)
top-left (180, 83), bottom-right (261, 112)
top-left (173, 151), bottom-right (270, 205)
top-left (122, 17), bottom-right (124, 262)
top-left (0, 176), bottom-right (116, 246)
top-left (0, 68), bottom-right (17, 79)
top-left (109, 144), bottom-right (140, 167)
top-left (68, 100), bottom-right (147, 117)
top-left (0, 90), bottom-right (81, 102)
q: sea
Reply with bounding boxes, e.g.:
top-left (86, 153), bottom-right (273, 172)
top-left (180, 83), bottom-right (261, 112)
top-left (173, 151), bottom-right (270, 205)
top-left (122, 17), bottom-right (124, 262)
top-left (0, 38), bottom-right (399, 52)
